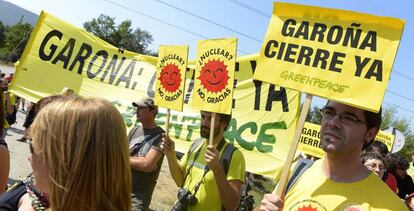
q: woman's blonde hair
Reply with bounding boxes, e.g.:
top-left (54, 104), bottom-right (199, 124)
top-left (30, 96), bottom-right (131, 211)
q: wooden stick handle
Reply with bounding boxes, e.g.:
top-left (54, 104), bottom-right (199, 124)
top-left (209, 113), bottom-right (216, 146)
top-left (165, 108), bottom-right (170, 137)
top-left (273, 94), bottom-right (313, 196)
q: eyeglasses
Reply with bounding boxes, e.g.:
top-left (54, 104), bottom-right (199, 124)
top-left (365, 163), bottom-right (386, 172)
top-left (320, 108), bottom-right (365, 125)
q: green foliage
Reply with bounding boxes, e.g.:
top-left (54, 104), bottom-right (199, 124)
top-left (306, 105), bottom-right (323, 125)
top-left (0, 21), bottom-right (32, 62)
top-left (0, 21), bottom-right (5, 48)
top-left (83, 14), bottom-right (153, 54)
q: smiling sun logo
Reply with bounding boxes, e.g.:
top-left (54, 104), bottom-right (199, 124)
top-left (158, 63), bottom-right (182, 93)
top-left (197, 59), bottom-right (229, 93)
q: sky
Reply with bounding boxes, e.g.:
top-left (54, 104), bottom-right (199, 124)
top-left (6, 0), bottom-right (414, 129)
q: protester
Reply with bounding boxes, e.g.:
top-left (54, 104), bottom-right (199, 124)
top-left (1, 78), bottom-right (16, 141)
top-left (365, 140), bottom-right (398, 193)
top-left (129, 97), bottom-right (164, 211)
top-left (161, 111), bottom-right (245, 211)
top-left (17, 95), bottom-right (65, 143)
top-left (0, 94), bottom-right (65, 209)
top-left (362, 152), bottom-right (386, 179)
top-left (0, 91), bottom-right (9, 194)
top-left (257, 100), bottom-right (408, 211)
top-left (16, 102), bottom-right (35, 142)
top-left (20, 96), bottom-right (131, 210)
top-left (388, 153), bottom-right (414, 199)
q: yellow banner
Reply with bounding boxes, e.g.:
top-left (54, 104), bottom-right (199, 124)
top-left (254, 2), bottom-right (405, 112)
top-left (11, 11), bottom-right (301, 177)
top-left (192, 38), bottom-right (237, 114)
top-left (298, 122), bottom-right (394, 158)
top-left (154, 45), bottom-right (188, 111)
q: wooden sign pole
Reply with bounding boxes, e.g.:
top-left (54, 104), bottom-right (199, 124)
top-left (273, 94), bottom-right (313, 196)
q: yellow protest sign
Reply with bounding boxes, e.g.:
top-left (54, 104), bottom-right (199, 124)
top-left (154, 45), bottom-right (188, 111)
top-left (298, 122), bottom-right (323, 158)
top-left (254, 2), bottom-right (405, 112)
top-left (192, 38), bottom-right (237, 114)
top-left (374, 130), bottom-right (395, 152)
top-left (298, 122), bottom-right (395, 158)
top-left (11, 11), bottom-right (301, 178)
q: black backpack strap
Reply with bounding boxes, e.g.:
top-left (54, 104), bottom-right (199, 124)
top-left (284, 158), bottom-right (314, 195)
top-left (220, 143), bottom-right (236, 175)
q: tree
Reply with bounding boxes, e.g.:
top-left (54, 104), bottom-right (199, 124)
top-left (83, 14), bottom-right (153, 54)
top-left (0, 21), bottom-right (32, 62)
top-left (0, 21), bottom-right (5, 48)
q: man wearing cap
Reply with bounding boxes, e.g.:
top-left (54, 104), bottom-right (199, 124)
top-left (129, 96), bottom-right (165, 211)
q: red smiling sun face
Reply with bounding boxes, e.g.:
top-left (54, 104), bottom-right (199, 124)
top-left (197, 59), bottom-right (229, 93)
top-left (158, 63), bottom-right (182, 93)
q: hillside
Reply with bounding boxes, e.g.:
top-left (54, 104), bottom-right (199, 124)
top-left (0, 0), bottom-right (38, 26)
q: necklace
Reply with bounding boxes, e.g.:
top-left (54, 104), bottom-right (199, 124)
top-left (23, 176), bottom-right (50, 210)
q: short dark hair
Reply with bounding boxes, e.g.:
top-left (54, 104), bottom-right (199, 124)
top-left (363, 107), bottom-right (382, 130)
top-left (361, 152), bottom-right (385, 164)
top-left (365, 141), bottom-right (389, 157)
top-left (387, 153), bottom-right (409, 175)
top-left (218, 113), bottom-right (232, 130)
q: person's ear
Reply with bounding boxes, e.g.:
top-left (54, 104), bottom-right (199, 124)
top-left (364, 127), bottom-right (379, 145)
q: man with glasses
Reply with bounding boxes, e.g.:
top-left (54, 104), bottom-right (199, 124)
top-left (129, 97), bottom-right (165, 211)
top-left (257, 100), bottom-right (408, 211)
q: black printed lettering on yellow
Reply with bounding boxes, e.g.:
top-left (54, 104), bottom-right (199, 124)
top-left (206, 88), bottom-right (231, 103)
top-left (159, 54), bottom-right (185, 68)
top-left (300, 136), bottom-right (322, 148)
top-left (302, 127), bottom-right (321, 138)
top-left (86, 50), bottom-right (108, 79)
top-left (281, 19), bottom-right (377, 52)
top-left (38, 29), bottom-right (142, 90)
top-left (264, 40), bottom-right (346, 72)
top-left (100, 55), bottom-right (126, 84)
top-left (198, 48), bottom-right (234, 66)
top-left (115, 60), bottom-right (136, 88)
top-left (354, 56), bottom-right (383, 82)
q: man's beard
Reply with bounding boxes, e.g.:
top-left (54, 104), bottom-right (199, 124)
top-left (200, 125), bottom-right (220, 139)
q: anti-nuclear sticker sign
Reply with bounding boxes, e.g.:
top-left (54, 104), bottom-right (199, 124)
top-left (192, 38), bottom-right (237, 114)
top-left (155, 45), bottom-right (188, 111)
top-left (254, 2), bottom-right (405, 112)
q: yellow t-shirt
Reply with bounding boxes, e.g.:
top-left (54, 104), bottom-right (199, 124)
top-left (285, 159), bottom-right (408, 211)
top-left (180, 139), bottom-right (245, 211)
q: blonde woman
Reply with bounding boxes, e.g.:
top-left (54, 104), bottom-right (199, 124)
top-left (23, 96), bottom-right (131, 210)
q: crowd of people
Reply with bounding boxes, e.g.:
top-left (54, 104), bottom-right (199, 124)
top-left (0, 72), bottom-right (413, 210)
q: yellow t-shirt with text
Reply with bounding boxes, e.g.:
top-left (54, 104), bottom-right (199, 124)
top-left (285, 159), bottom-right (408, 211)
